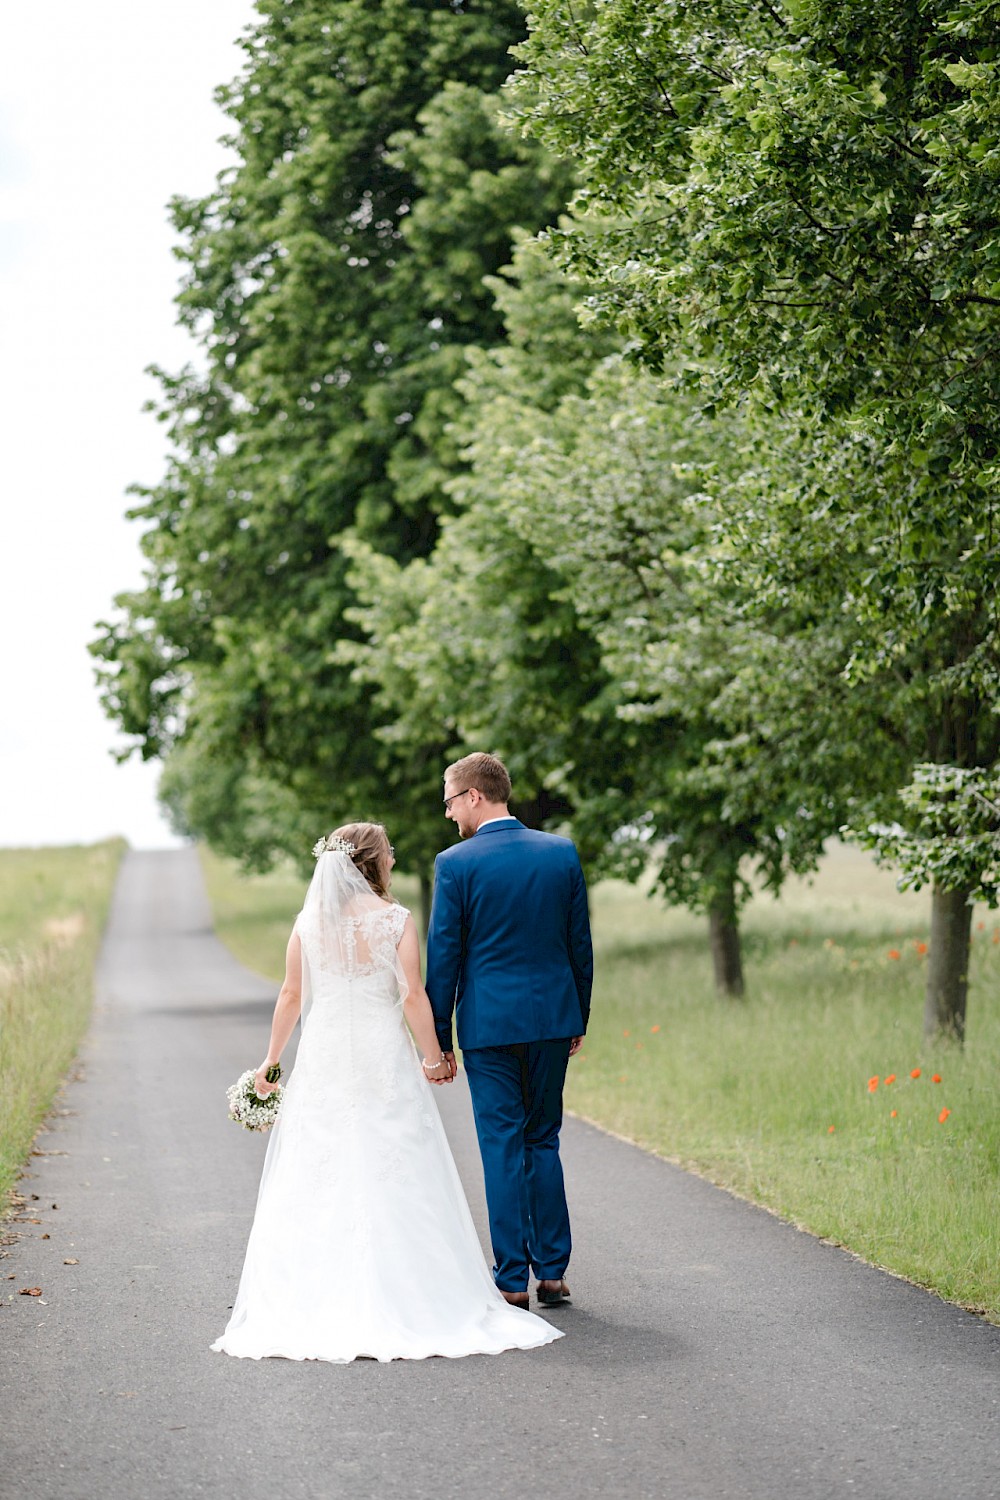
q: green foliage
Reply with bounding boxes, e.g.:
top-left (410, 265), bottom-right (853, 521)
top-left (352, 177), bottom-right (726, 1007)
top-left (853, 762), bottom-right (1000, 901)
top-left (346, 235), bottom-right (899, 965)
top-left (464, 245), bottom-right (893, 911)
top-left (340, 232), bottom-right (623, 858)
top-left (91, 0), bottom-right (570, 875)
top-left (510, 0), bottom-right (1000, 923)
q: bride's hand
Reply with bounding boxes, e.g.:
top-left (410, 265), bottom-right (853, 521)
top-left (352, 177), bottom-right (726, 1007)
top-left (422, 1054), bottom-right (452, 1085)
top-left (255, 1063), bottom-right (278, 1097)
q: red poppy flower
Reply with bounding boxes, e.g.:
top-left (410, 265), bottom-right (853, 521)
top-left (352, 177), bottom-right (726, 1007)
top-left (827, 1125), bottom-right (835, 1134)
top-left (932, 1074), bottom-right (942, 1084)
top-left (888, 949), bottom-right (901, 960)
top-left (910, 1068), bottom-right (921, 1079)
top-left (915, 941), bottom-right (928, 956)
top-left (890, 1110), bottom-right (898, 1119)
top-left (938, 1108), bottom-right (951, 1123)
top-left (885, 1074), bottom-right (896, 1085)
top-left (650, 1025), bottom-right (661, 1034)
top-left (868, 1076), bottom-right (879, 1092)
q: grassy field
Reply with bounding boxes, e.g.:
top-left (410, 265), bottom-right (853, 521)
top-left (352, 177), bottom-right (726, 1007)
top-left (200, 842), bottom-right (1000, 1322)
top-left (0, 841), bottom-right (126, 1206)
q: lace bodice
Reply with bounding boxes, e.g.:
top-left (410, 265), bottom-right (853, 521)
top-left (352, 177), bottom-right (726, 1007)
top-left (296, 899), bottom-right (410, 998)
top-left (340, 903), bottom-right (409, 979)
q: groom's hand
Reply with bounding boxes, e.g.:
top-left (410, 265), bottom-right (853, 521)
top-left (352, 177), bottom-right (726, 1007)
top-left (568, 1036), bottom-right (584, 1057)
top-left (444, 1051), bottom-right (458, 1080)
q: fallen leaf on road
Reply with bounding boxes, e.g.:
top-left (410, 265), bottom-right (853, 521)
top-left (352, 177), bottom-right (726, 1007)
top-left (40, 1234), bottom-right (50, 1240)
top-left (19, 1287), bottom-right (42, 1296)
top-left (63, 1258), bottom-right (79, 1265)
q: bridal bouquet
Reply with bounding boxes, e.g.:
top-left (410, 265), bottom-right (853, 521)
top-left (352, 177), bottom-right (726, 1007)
top-left (226, 1070), bottom-right (284, 1132)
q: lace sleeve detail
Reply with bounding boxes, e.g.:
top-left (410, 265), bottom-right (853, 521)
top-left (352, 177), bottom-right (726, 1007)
top-left (345, 902), bottom-right (408, 986)
top-left (385, 903), bottom-right (410, 946)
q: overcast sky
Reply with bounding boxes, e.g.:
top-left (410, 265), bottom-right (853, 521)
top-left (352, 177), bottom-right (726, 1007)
top-left (1, 1), bottom-right (256, 848)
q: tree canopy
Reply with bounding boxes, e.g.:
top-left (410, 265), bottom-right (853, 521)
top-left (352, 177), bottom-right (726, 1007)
top-left (509, 0), bottom-right (1000, 1034)
top-left (93, 0), bottom-right (570, 883)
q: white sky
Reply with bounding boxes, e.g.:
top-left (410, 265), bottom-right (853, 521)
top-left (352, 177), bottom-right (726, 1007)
top-left (1, 1), bottom-right (257, 848)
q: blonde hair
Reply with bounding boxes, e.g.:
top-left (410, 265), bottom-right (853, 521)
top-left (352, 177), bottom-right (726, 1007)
top-left (444, 752), bottom-right (512, 804)
top-left (332, 821), bottom-right (395, 900)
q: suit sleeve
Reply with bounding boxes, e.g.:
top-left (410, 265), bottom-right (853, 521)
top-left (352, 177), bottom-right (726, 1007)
top-left (567, 853), bottom-right (594, 1032)
top-left (424, 856), bottom-right (464, 1054)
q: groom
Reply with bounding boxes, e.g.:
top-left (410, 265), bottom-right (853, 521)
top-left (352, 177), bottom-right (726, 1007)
top-left (425, 752), bottom-right (593, 1309)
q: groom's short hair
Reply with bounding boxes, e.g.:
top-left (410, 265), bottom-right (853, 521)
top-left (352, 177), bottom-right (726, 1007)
top-left (445, 752), bottom-right (512, 805)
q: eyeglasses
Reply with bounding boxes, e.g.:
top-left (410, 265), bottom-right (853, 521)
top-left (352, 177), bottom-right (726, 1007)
top-left (443, 788), bottom-right (473, 811)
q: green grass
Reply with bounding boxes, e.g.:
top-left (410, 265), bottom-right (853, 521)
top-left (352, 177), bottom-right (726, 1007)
top-left (0, 841), bottom-right (126, 1206)
top-left (200, 840), bottom-right (1000, 1322)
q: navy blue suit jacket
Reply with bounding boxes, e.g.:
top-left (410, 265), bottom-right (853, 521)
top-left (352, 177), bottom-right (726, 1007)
top-left (425, 819), bottom-right (593, 1053)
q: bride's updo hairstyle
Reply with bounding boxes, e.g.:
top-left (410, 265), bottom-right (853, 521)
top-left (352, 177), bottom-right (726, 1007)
top-left (332, 822), bottom-right (394, 901)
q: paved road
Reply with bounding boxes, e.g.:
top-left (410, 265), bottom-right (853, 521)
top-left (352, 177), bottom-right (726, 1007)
top-left (4, 849), bottom-right (999, 1500)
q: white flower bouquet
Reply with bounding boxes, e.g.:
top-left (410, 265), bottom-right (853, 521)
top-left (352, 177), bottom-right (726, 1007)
top-left (226, 1069), bottom-right (284, 1132)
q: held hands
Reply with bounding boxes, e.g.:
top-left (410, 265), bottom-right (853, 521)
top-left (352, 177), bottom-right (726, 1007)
top-left (422, 1051), bottom-right (458, 1086)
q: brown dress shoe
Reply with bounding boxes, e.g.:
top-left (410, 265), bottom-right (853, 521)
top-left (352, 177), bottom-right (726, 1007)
top-left (536, 1279), bottom-right (571, 1306)
top-left (500, 1289), bottom-right (530, 1309)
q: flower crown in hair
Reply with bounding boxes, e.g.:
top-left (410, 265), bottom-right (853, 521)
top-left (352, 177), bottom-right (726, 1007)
top-left (312, 833), bottom-right (357, 860)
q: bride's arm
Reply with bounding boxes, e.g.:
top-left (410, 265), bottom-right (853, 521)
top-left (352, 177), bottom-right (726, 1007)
top-left (397, 916), bottom-right (452, 1084)
top-left (254, 929), bottom-right (303, 1096)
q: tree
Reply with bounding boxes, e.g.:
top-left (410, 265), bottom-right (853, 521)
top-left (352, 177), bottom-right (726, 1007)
top-left (510, 0), bottom-right (1000, 1038)
top-left (348, 237), bottom-right (891, 992)
top-left (852, 765), bottom-right (1000, 1042)
top-left (454, 343), bottom-right (891, 994)
top-left (91, 0), bottom-right (570, 893)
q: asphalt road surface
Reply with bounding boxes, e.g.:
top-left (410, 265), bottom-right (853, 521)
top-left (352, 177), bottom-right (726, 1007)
top-left (4, 849), bottom-right (999, 1500)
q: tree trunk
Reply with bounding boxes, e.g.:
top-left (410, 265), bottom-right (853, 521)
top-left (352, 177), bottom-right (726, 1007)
top-left (709, 895), bottom-right (745, 998)
top-left (510, 788), bottom-right (573, 830)
top-left (924, 884), bottom-right (973, 1044)
top-left (419, 872), bottom-right (432, 940)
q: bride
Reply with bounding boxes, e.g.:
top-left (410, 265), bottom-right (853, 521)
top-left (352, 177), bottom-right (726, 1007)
top-left (211, 821), bottom-right (561, 1362)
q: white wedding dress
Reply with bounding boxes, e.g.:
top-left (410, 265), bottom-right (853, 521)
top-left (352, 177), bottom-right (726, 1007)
top-left (211, 852), bottom-right (561, 1363)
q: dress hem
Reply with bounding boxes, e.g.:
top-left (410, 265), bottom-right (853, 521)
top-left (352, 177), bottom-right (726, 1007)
top-left (209, 1327), bottom-right (563, 1363)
